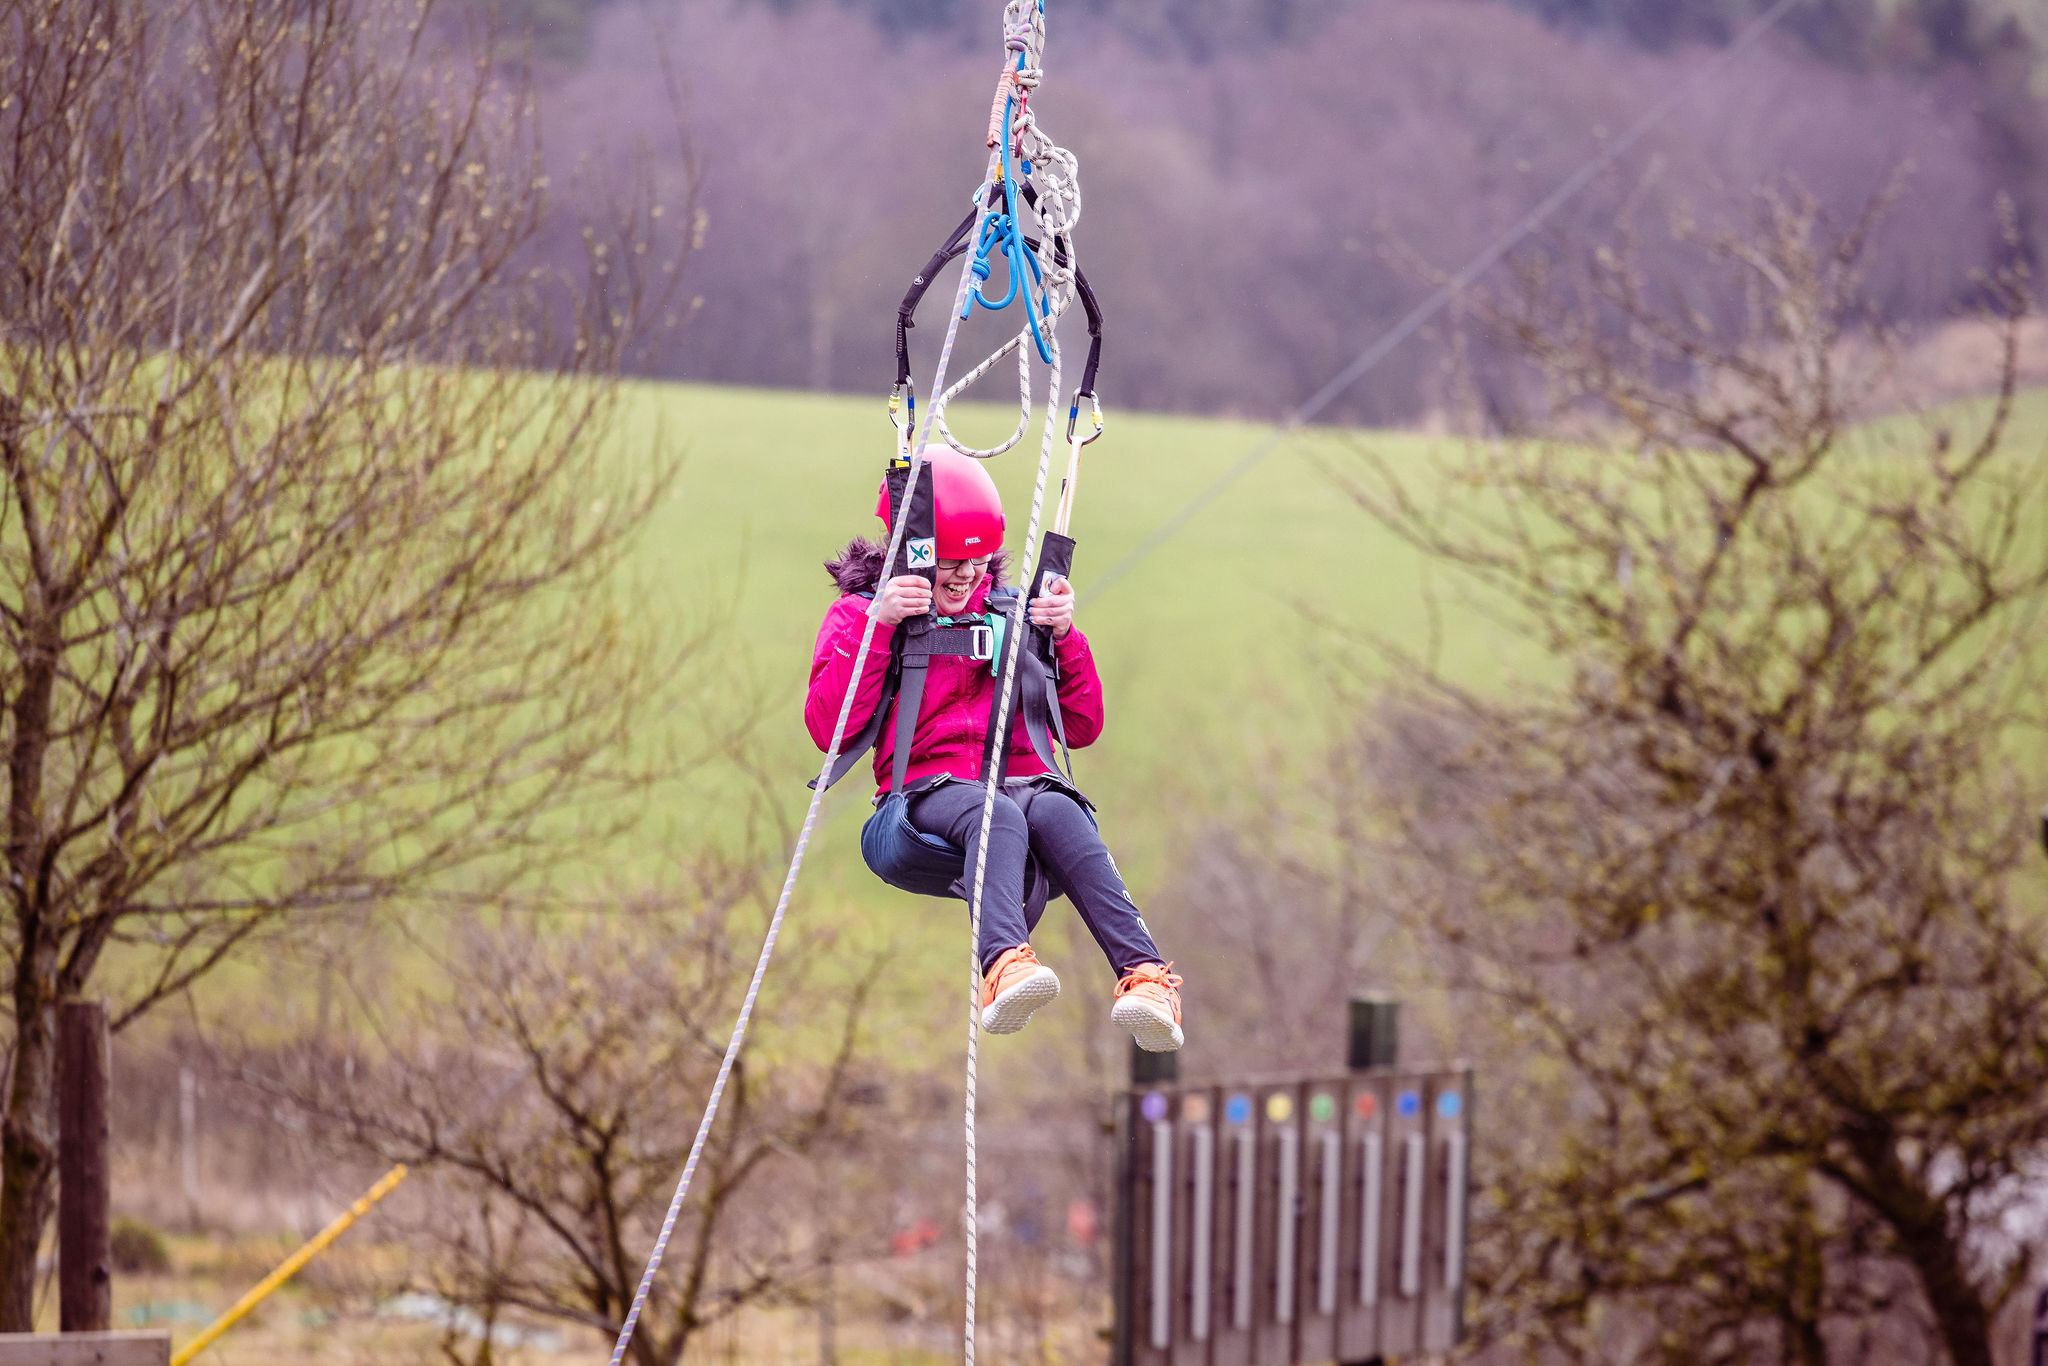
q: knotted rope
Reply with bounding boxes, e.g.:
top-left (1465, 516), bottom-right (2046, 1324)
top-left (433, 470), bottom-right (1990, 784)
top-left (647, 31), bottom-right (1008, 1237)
top-left (605, 4), bottom-right (1081, 1363)
top-left (936, 0), bottom-right (1083, 461)
top-left (949, 7), bottom-right (1082, 1362)
top-left (602, 149), bottom-right (1003, 1366)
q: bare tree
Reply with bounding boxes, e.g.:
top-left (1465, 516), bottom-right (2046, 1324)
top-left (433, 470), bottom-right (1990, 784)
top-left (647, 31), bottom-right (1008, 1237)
top-left (249, 884), bottom-right (875, 1366)
top-left (1343, 191), bottom-right (2046, 1366)
top-left (0, 0), bottom-right (691, 1324)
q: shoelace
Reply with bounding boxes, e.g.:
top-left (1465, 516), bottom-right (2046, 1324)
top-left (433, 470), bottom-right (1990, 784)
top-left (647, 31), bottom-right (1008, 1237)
top-left (1115, 961), bottom-right (1181, 996)
top-left (989, 945), bottom-right (1043, 983)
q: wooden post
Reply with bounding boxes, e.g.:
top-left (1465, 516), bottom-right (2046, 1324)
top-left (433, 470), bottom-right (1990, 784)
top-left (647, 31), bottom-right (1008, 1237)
top-left (1110, 1091), bottom-right (1138, 1366)
top-left (177, 1068), bottom-right (198, 1219)
top-left (1131, 1038), bottom-right (1178, 1087)
top-left (57, 1001), bottom-right (111, 1334)
top-left (1342, 997), bottom-right (1395, 1366)
top-left (1347, 996), bottom-right (1398, 1073)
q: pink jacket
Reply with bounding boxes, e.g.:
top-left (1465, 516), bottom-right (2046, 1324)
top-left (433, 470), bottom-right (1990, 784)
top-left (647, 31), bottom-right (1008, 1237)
top-left (805, 577), bottom-right (1104, 794)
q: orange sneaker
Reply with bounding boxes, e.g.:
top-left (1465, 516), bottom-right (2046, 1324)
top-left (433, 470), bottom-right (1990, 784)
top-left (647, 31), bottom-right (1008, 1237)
top-left (981, 945), bottom-right (1061, 1035)
top-left (1111, 962), bottom-right (1184, 1053)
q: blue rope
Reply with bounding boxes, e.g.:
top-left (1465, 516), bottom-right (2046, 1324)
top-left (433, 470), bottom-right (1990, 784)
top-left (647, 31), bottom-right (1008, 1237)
top-left (960, 49), bottom-right (1056, 364)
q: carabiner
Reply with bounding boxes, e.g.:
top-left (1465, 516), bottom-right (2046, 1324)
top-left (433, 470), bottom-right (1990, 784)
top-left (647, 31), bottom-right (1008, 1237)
top-left (1065, 391), bottom-right (1104, 446)
top-left (888, 382), bottom-right (917, 461)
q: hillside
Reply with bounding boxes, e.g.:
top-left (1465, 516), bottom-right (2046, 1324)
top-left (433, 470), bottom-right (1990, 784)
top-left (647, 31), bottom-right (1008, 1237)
top-left (607, 376), bottom-right (2048, 977)
top-left (516, 0), bottom-right (2045, 426)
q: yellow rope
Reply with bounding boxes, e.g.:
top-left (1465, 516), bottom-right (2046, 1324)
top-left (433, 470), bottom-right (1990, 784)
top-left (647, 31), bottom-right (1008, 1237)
top-left (170, 1164), bottom-right (408, 1366)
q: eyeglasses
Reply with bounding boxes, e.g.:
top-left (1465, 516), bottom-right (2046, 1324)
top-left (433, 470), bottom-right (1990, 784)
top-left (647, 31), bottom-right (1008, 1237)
top-left (935, 555), bottom-right (992, 573)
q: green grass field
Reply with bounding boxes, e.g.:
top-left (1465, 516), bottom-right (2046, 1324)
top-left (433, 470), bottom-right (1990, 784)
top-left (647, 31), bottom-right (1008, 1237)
top-left (160, 372), bottom-right (2046, 1048)
top-left (616, 385), bottom-right (1468, 918)
top-left (599, 377), bottom-right (2048, 1015)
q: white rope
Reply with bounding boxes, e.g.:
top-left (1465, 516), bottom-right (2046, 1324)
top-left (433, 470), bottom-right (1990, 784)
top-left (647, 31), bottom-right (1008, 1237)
top-left (935, 0), bottom-right (1082, 464)
top-left (609, 2), bottom-right (1082, 1359)
top-left (959, 252), bottom-right (1064, 1366)
top-left (955, 8), bottom-right (1080, 1365)
top-left (603, 148), bottom-right (1001, 1366)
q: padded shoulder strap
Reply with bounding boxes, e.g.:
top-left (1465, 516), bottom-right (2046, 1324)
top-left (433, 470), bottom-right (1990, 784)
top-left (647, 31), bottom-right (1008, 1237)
top-left (892, 637), bottom-right (930, 795)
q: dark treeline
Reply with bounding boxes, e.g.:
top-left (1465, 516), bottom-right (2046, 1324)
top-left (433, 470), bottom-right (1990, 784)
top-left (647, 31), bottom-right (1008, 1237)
top-left (1506, 0), bottom-right (2039, 66)
top-left (502, 0), bottom-right (2042, 67)
top-left (527, 0), bottom-right (2044, 423)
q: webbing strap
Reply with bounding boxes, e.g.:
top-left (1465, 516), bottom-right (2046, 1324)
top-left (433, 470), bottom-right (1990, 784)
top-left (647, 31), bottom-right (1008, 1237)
top-left (812, 622), bottom-right (997, 793)
top-left (892, 654), bottom-right (929, 797)
top-left (1018, 652), bottom-right (1070, 776)
top-left (603, 136), bottom-right (1004, 1366)
top-left (897, 195), bottom-right (1101, 408)
top-left (979, 642), bottom-right (1065, 782)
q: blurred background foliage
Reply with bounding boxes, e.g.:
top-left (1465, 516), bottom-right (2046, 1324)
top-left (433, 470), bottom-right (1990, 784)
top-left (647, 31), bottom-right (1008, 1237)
top-left (454, 0), bottom-right (2045, 428)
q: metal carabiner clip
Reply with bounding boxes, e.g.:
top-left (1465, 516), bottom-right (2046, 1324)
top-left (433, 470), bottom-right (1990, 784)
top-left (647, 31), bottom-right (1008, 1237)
top-left (1065, 391), bottom-right (1105, 446)
top-left (888, 382), bottom-right (917, 460)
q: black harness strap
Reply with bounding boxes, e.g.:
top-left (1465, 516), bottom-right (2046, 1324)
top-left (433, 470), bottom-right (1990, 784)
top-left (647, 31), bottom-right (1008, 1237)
top-left (814, 617), bottom-right (997, 792)
top-left (896, 183), bottom-right (1103, 407)
top-left (815, 659), bottom-right (896, 793)
top-left (981, 533), bottom-right (1078, 783)
top-left (816, 587), bottom-right (1071, 793)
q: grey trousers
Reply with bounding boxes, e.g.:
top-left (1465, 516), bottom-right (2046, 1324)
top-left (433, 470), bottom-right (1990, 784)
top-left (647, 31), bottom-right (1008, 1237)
top-left (906, 778), bottom-right (1164, 977)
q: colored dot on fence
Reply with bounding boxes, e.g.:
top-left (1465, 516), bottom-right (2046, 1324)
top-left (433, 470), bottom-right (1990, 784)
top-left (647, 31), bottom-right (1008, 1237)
top-left (1266, 1093), bottom-right (1294, 1124)
top-left (1397, 1090), bottom-right (1421, 1117)
top-left (1226, 1094), bottom-right (1253, 1125)
top-left (1310, 1093), bottom-right (1335, 1123)
top-left (1438, 1091), bottom-right (1462, 1119)
top-left (1354, 1092), bottom-right (1378, 1120)
top-left (1183, 1093), bottom-right (1211, 1124)
top-left (1141, 1092), bottom-right (1169, 1123)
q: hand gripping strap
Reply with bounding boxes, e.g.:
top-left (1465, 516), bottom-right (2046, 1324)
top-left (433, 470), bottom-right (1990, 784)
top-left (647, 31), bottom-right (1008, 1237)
top-left (979, 557), bottom-right (1074, 783)
top-left (813, 526), bottom-right (1077, 796)
top-left (1025, 533), bottom-right (1076, 774)
top-left (886, 461), bottom-right (941, 584)
top-left (810, 458), bottom-right (948, 794)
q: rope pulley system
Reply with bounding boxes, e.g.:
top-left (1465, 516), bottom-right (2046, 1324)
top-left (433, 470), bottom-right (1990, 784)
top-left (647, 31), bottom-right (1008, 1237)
top-left (606, 3), bottom-right (1103, 1364)
top-left (889, 0), bottom-right (1103, 529)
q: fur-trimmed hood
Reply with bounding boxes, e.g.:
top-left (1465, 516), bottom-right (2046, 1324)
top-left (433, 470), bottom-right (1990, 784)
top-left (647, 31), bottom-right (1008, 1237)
top-left (824, 537), bottom-right (1011, 596)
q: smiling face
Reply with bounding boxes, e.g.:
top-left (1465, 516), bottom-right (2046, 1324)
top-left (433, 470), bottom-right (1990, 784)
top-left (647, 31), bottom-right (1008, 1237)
top-left (934, 555), bottom-right (991, 615)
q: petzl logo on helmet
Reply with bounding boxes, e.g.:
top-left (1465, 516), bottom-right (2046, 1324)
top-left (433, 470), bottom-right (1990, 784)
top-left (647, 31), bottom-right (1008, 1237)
top-left (907, 538), bottom-right (936, 569)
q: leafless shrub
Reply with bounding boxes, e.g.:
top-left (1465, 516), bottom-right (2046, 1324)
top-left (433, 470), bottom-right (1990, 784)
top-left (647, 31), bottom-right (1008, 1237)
top-left (0, 0), bottom-right (693, 1324)
top-left (238, 877), bottom-right (877, 1366)
top-left (1341, 189), bottom-right (2046, 1366)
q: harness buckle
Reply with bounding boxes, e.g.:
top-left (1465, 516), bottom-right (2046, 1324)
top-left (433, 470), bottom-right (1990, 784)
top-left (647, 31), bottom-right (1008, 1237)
top-left (969, 624), bottom-right (995, 661)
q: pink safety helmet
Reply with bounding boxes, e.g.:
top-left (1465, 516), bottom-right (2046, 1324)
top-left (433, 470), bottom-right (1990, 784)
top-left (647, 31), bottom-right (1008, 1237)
top-left (875, 447), bottom-right (1005, 560)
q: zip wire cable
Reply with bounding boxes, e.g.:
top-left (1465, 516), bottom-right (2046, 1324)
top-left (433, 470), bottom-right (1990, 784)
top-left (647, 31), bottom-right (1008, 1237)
top-left (1080, 0), bottom-right (1806, 606)
top-left (603, 148), bottom-right (1002, 1366)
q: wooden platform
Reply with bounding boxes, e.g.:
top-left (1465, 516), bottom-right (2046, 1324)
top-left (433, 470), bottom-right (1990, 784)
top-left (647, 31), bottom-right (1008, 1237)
top-left (0, 1333), bottom-right (170, 1365)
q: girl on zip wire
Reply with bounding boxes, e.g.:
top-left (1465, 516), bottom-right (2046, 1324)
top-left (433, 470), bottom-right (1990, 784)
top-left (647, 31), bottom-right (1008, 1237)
top-left (805, 448), bottom-right (1183, 1051)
